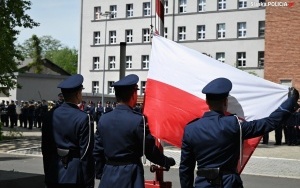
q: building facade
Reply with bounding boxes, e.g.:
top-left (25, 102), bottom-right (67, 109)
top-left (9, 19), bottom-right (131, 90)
top-left (264, 0), bottom-right (300, 89)
top-left (79, 0), bottom-right (266, 101)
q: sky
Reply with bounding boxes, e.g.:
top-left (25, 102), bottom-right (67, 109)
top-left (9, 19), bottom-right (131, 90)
top-left (17, 0), bottom-right (81, 49)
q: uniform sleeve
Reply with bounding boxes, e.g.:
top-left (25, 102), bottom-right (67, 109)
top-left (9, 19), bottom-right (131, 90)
top-left (242, 97), bottom-right (297, 139)
top-left (179, 128), bottom-right (195, 188)
top-left (136, 117), bottom-right (169, 167)
top-left (93, 121), bottom-right (106, 179)
top-left (79, 115), bottom-right (95, 187)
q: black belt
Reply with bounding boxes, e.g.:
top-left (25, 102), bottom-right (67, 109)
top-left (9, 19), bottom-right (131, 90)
top-left (197, 167), bottom-right (237, 178)
top-left (106, 158), bottom-right (141, 166)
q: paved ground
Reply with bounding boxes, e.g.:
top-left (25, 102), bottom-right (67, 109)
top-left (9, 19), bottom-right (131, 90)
top-left (0, 126), bottom-right (299, 187)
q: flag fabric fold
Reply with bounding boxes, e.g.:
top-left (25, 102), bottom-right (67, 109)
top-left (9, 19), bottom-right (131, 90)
top-left (143, 35), bottom-right (289, 173)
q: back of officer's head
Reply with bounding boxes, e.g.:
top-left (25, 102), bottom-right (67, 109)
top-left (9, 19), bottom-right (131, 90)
top-left (202, 77), bottom-right (232, 111)
top-left (113, 74), bottom-right (139, 103)
top-left (57, 74), bottom-right (84, 103)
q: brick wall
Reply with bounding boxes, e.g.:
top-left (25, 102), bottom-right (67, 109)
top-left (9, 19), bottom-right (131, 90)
top-left (264, 0), bottom-right (300, 89)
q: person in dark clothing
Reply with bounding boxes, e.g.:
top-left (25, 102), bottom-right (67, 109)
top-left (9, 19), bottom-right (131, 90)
top-left (179, 78), bottom-right (299, 188)
top-left (42, 74), bottom-right (95, 188)
top-left (7, 100), bottom-right (17, 128)
top-left (94, 74), bottom-right (176, 188)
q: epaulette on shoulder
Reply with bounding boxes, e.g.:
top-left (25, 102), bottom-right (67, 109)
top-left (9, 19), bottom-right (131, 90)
top-left (187, 118), bottom-right (200, 125)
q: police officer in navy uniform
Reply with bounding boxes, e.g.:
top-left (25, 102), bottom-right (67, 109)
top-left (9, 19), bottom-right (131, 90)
top-left (94, 74), bottom-right (176, 188)
top-left (179, 77), bottom-right (299, 188)
top-left (42, 74), bottom-right (95, 188)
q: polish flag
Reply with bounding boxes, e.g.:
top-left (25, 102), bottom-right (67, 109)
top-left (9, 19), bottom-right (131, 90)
top-left (143, 35), bottom-right (289, 173)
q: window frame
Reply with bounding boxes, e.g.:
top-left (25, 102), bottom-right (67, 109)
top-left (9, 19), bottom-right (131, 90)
top-left (216, 52), bottom-right (225, 63)
top-left (126, 4), bottom-right (134, 18)
top-left (198, 0), bottom-right (206, 12)
top-left (218, 0), bottom-right (227, 10)
top-left (197, 25), bottom-right (206, 40)
top-left (143, 2), bottom-right (151, 16)
top-left (237, 52), bottom-right (246, 67)
top-left (237, 22), bottom-right (247, 38)
top-left (179, 0), bottom-right (187, 13)
top-left (109, 30), bottom-right (117, 44)
top-left (92, 81), bottom-right (100, 94)
top-left (110, 5), bottom-right (117, 18)
top-left (142, 28), bottom-right (151, 43)
top-left (217, 23), bottom-right (226, 39)
top-left (258, 21), bottom-right (265, 37)
top-left (126, 56), bottom-right (133, 69)
top-left (109, 56), bottom-right (116, 69)
top-left (94, 6), bottom-right (101, 20)
top-left (142, 55), bottom-right (150, 69)
top-left (125, 29), bottom-right (133, 43)
top-left (178, 26), bottom-right (186, 41)
top-left (93, 56), bottom-right (100, 70)
top-left (94, 31), bottom-right (101, 45)
top-left (108, 81), bottom-right (115, 95)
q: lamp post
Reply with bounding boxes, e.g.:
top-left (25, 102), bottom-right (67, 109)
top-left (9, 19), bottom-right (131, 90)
top-left (101, 11), bottom-right (112, 107)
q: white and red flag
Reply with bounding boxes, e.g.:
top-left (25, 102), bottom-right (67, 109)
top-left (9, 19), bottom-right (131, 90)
top-left (143, 35), bottom-right (289, 173)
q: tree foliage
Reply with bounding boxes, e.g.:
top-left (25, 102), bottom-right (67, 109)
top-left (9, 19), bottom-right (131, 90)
top-left (19, 35), bottom-right (62, 57)
top-left (29, 34), bottom-right (43, 73)
top-left (45, 47), bottom-right (78, 75)
top-left (0, 0), bottom-right (39, 96)
top-left (19, 35), bottom-right (78, 75)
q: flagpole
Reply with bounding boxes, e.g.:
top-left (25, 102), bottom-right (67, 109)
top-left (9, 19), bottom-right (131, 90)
top-left (145, 0), bottom-right (172, 188)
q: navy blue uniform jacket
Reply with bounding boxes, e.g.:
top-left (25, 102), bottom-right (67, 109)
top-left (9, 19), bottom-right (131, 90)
top-left (42, 103), bottom-right (95, 187)
top-left (94, 104), bottom-right (170, 188)
top-left (180, 97), bottom-right (297, 188)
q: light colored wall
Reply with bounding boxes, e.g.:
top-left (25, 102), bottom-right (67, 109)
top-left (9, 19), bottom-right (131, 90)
top-left (80, 0), bottom-right (265, 96)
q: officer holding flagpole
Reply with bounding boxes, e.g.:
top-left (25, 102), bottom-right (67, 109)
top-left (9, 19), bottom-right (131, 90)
top-left (180, 77), bottom-right (299, 188)
top-left (94, 74), bottom-right (176, 188)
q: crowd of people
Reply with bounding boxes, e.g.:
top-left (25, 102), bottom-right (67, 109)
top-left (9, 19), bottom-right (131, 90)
top-left (0, 97), bottom-right (144, 130)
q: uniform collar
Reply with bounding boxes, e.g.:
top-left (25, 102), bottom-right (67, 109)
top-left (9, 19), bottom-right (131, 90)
top-left (203, 110), bottom-right (225, 117)
top-left (64, 102), bottom-right (80, 109)
top-left (115, 104), bottom-right (133, 110)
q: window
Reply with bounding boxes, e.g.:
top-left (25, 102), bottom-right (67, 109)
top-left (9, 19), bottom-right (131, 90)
top-left (94, 7), bottom-right (101, 20)
top-left (126, 30), bottom-right (133, 43)
top-left (238, 0), bottom-right (247, 8)
top-left (237, 52), bottom-right (246, 67)
top-left (126, 56), bottom-right (133, 69)
top-left (197, 25), bottom-right (205, 40)
top-left (94, 31), bottom-right (101, 45)
top-left (165, 0), bottom-right (169, 14)
top-left (92, 81), bottom-right (99, 94)
top-left (141, 81), bottom-right (147, 95)
top-left (237, 22), bottom-right (246, 38)
top-left (258, 51), bottom-right (264, 67)
top-left (280, 80), bottom-right (292, 87)
top-left (143, 29), bottom-right (151, 43)
top-left (109, 56), bottom-right (116, 69)
top-left (259, 21), bottom-right (265, 37)
top-left (143, 2), bottom-right (151, 16)
top-left (142, 55), bottom-right (149, 69)
top-left (178, 26), bottom-right (186, 41)
top-left (198, 0), bottom-right (206, 12)
top-left (218, 0), bottom-right (226, 10)
top-left (109, 31), bottom-right (116, 44)
top-left (108, 81), bottom-right (115, 95)
top-left (179, 0), bottom-right (187, 13)
top-left (217, 23), bottom-right (226, 39)
top-left (164, 28), bottom-right (168, 38)
top-left (126, 4), bottom-right (133, 17)
top-left (93, 57), bottom-right (100, 70)
top-left (216, 53), bottom-right (225, 63)
top-left (110, 5), bottom-right (117, 18)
